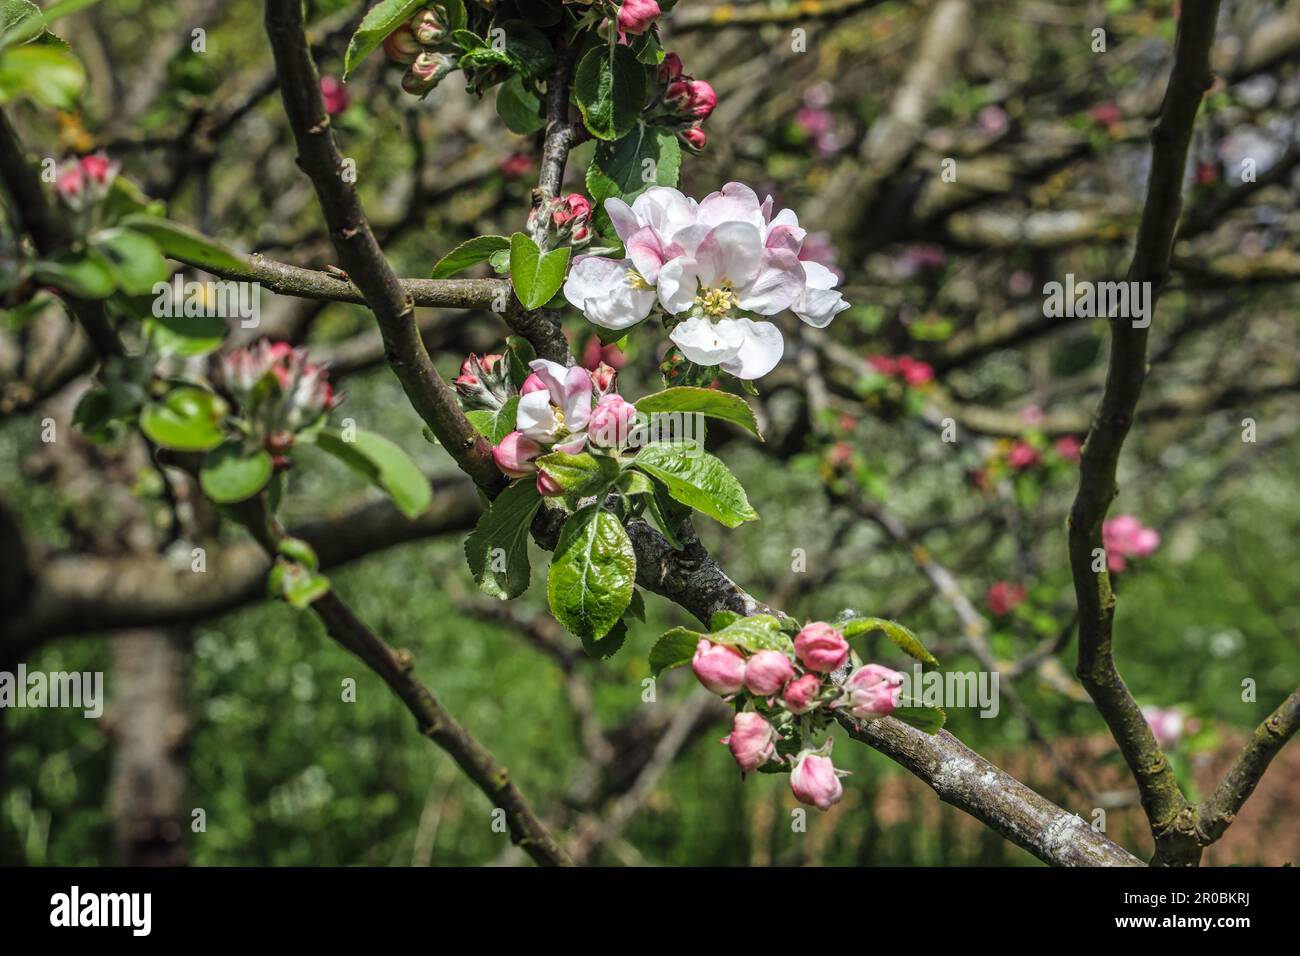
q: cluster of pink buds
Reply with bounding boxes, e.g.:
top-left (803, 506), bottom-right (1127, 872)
top-left (657, 53), bottom-right (715, 152)
top-left (487, 358), bottom-right (637, 496)
top-left (528, 193), bottom-right (594, 248)
top-left (54, 154), bottom-right (118, 211)
top-left (454, 352), bottom-right (514, 411)
top-left (220, 340), bottom-right (339, 460)
top-left (1102, 514), bottom-right (1160, 573)
top-left (867, 354), bottom-right (934, 387)
top-left (383, 7), bottom-right (457, 95)
top-left (694, 621), bottom-right (906, 811)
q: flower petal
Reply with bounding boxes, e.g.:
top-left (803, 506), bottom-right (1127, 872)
top-left (560, 366), bottom-right (594, 432)
top-left (670, 316), bottom-right (745, 366)
top-left (694, 221), bottom-right (763, 289)
top-left (719, 318), bottom-right (784, 379)
top-left (657, 257), bottom-right (700, 315)
top-left (737, 248), bottom-right (804, 315)
top-left (515, 389), bottom-right (558, 442)
top-left (697, 182), bottom-right (764, 230)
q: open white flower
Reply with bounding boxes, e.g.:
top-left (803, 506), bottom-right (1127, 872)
top-left (515, 359), bottom-right (592, 453)
top-left (670, 315), bottom-right (786, 379)
top-left (562, 256), bottom-right (657, 330)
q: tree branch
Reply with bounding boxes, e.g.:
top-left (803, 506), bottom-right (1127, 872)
top-left (1065, 0), bottom-right (1221, 866)
top-left (263, 0), bottom-right (501, 491)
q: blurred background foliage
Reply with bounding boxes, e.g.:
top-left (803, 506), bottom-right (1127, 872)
top-left (2, 0), bottom-right (1299, 865)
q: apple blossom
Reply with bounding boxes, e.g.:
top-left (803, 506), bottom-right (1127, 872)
top-left (692, 639), bottom-right (746, 695)
top-left (586, 394), bottom-right (637, 449)
top-left (781, 673), bottom-right (822, 714)
top-left (722, 712), bottom-right (777, 773)
top-left (1102, 514), bottom-right (1160, 573)
top-left (536, 468), bottom-right (563, 497)
top-left (515, 359), bottom-right (593, 454)
top-left (1142, 705), bottom-right (1188, 749)
top-left (743, 649), bottom-right (795, 697)
top-left (839, 663), bottom-right (904, 719)
top-left (410, 7), bottom-right (444, 45)
top-left (794, 621), bottom-right (848, 673)
top-left (790, 751), bottom-right (844, 810)
top-left (589, 361), bottom-right (617, 396)
top-left (564, 183), bottom-right (849, 380)
top-left (220, 341), bottom-right (338, 438)
top-left (658, 52), bottom-right (684, 83)
top-left (679, 125), bottom-right (707, 152)
top-left (1007, 440), bottom-right (1041, 470)
top-left (492, 431), bottom-right (542, 478)
top-left (320, 76), bottom-right (349, 117)
top-left (666, 79), bottom-right (717, 120)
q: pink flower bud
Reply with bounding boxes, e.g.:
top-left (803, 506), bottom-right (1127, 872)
top-left (493, 430), bottom-right (541, 478)
top-left (553, 193), bottom-right (593, 227)
top-left (691, 639), bottom-right (745, 695)
top-left (781, 673), bottom-right (821, 714)
top-left (721, 712), bottom-right (776, 773)
top-left (743, 650), bottom-right (794, 697)
top-left (536, 469), bottom-right (563, 497)
top-left (840, 663), bottom-right (904, 719)
top-left (616, 0), bottom-right (661, 35)
top-left (383, 25), bottom-right (422, 63)
top-left (790, 752), bottom-right (844, 810)
top-left (684, 80), bottom-right (716, 119)
top-left (79, 153), bottom-right (115, 186)
top-left (320, 76), bottom-right (350, 117)
top-left (55, 163), bottom-right (84, 202)
top-left (679, 125), bottom-right (707, 152)
top-left (1054, 435), bottom-right (1082, 463)
top-left (590, 361), bottom-right (617, 395)
top-left (403, 52), bottom-right (450, 95)
top-left (794, 622), bottom-right (848, 673)
top-left (658, 52), bottom-right (684, 83)
top-left (410, 8), bottom-right (445, 45)
top-left (986, 581), bottom-right (1027, 617)
top-left (587, 394), bottom-right (636, 448)
top-left (520, 372), bottom-right (548, 395)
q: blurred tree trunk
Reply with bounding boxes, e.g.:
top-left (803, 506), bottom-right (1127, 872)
top-left (107, 629), bottom-right (191, 866)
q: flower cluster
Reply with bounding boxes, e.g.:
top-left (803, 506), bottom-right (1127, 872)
top-left (657, 53), bottom-right (716, 152)
top-left (220, 341), bottom-right (339, 459)
top-left (693, 621), bottom-right (905, 811)
top-left (454, 352), bottom-right (512, 410)
top-left (615, 0), bottom-right (661, 36)
top-left (1102, 514), bottom-right (1159, 573)
top-left (528, 193), bottom-right (594, 248)
top-left (383, 7), bottom-right (457, 96)
top-left (563, 183), bottom-right (850, 380)
top-left (492, 358), bottom-right (637, 495)
top-left (55, 154), bottom-right (118, 211)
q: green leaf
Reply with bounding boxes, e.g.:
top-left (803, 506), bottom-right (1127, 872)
top-left (121, 215), bottom-right (249, 275)
top-left (315, 428), bottom-right (432, 520)
top-left (572, 43), bottom-right (645, 141)
top-left (271, 562), bottom-right (331, 610)
top-left (892, 705), bottom-right (947, 734)
top-left (633, 442), bottom-right (758, 528)
top-left (431, 235), bottom-right (511, 279)
top-left (343, 0), bottom-right (426, 80)
top-left (585, 122), bottom-right (680, 232)
top-left (465, 395), bottom-right (518, 444)
top-left (649, 613), bottom-right (791, 675)
top-left (533, 450), bottom-right (620, 498)
top-left (495, 73), bottom-right (545, 134)
top-left (277, 536), bottom-right (319, 570)
top-left (635, 386), bottom-right (761, 439)
top-left (615, 468), bottom-right (654, 496)
top-left (1, 0), bottom-right (100, 48)
top-left (841, 617), bottom-right (939, 666)
top-left (88, 228), bottom-right (168, 295)
top-left (509, 232), bottom-right (570, 310)
top-left (547, 505), bottom-right (635, 641)
top-left (0, 43), bottom-right (83, 109)
top-left (199, 441), bottom-right (273, 504)
top-left (581, 617), bottom-right (627, 660)
top-left (139, 386), bottom-right (226, 452)
top-left (497, 19), bottom-right (554, 78)
top-left (464, 480), bottom-right (542, 599)
top-left (143, 312), bottom-right (227, 358)
top-left (442, 0), bottom-right (467, 32)
top-left (32, 251), bottom-right (115, 299)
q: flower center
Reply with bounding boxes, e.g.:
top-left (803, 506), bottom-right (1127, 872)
top-left (626, 270), bottom-right (653, 291)
top-left (695, 281), bottom-right (738, 317)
